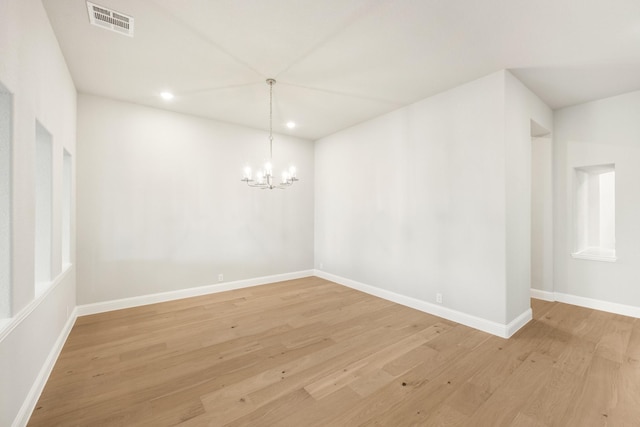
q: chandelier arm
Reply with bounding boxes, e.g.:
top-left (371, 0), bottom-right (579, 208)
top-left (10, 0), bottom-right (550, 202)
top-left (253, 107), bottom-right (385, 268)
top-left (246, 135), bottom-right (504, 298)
top-left (247, 182), bottom-right (270, 189)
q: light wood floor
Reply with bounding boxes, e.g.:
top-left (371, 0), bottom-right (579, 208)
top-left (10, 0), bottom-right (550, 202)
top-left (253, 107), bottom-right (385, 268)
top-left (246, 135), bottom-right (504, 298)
top-left (28, 277), bottom-right (640, 426)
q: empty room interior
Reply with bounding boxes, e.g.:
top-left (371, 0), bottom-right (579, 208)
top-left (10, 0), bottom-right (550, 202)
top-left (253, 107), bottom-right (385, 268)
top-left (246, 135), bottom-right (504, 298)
top-left (2, 0), bottom-right (640, 425)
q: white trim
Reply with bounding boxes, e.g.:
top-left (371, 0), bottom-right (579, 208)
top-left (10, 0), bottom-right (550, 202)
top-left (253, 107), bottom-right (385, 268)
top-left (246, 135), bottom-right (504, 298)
top-left (555, 292), bottom-right (640, 318)
top-left (0, 265), bottom-right (73, 342)
top-left (12, 306), bottom-right (78, 427)
top-left (530, 288), bottom-right (555, 301)
top-left (506, 308), bottom-right (533, 338)
top-left (571, 252), bottom-right (616, 263)
top-left (76, 270), bottom-right (315, 316)
top-left (530, 288), bottom-right (640, 319)
top-left (314, 270), bottom-right (530, 339)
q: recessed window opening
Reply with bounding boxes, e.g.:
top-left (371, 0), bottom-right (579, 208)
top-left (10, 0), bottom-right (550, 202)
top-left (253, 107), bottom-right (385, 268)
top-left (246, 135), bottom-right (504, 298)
top-left (62, 150), bottom-right (72, 267)
top-left (35, 121), bottom-right (53, 295)
top-left (0, 83), bottom-right (12, 318)
top-left (572, 164), bottom-right (616, 262)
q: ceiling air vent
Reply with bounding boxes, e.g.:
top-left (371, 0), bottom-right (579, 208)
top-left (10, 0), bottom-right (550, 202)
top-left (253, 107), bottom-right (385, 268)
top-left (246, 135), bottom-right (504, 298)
top-left (86, 2), bottom-right (134, 37)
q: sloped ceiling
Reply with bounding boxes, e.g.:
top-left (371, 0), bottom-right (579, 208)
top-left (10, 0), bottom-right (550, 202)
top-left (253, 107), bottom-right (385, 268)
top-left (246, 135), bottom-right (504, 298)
top-left (43, 0), bottom-right (640, 140)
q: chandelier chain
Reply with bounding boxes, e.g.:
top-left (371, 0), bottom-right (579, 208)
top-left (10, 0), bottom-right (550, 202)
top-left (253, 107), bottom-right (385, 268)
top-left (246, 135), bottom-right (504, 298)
top-left (269, 79), bottom-right (274, 160)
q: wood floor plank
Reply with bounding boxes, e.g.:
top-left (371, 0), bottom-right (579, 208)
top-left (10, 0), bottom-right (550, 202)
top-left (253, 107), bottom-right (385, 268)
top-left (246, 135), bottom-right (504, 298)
top-left (510, 412), bottom-right (547, 427)
top-left (519, 367), bottom-right (582, 426)
top-left (203, 312), bottom-right (438, 424)
top-left (469, 351), bottom-right (557, 426)
top-left (303, 329), bottom-right (432, 399)
top-left (27, 279), bottom-right (640, 426)
top-left (594, 318), bottom-right (633, 364)
top-left (419, 404), bottom-right (470, 427)
top-left (322, 327), bottom-right (496, 426)
top-left (356, 336), bottom-right (503, 426)
top-left (444, 333), bottom-right (530, 416)
top-left (605, 361), bottom-right (640, 426)
top-left (272, 386), bottom-right (361, 427)
top-left (558, 355), bottom-right (622, 426)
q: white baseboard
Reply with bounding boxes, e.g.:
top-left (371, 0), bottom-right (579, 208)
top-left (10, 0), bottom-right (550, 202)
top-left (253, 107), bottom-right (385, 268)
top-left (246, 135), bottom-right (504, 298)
top-left (506, 308), bottom-right (533, 338)
top-left (13, 307), bottom-right (78, 427)
top-left (555, 292), bottom-right (640, 318)
top-left (314, 270), bottom-right (530, 339)
top-left (77, 270), bottom-right (315, 316)
top-left (531, 288), bottom-right (640, 318)
top-left (530, 288), bottom-right (555, 301)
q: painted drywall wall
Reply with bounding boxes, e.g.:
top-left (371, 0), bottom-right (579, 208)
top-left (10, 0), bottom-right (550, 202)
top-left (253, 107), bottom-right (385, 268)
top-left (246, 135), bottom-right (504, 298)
top-left (531, 136), bottom-right (553, 295)
top-left (554, 90), bottom-right (640, 306)
top-left (0, 84), bottom-right (11, 319)
top-left (0, 0), bottom-right (77, 425)
top-left (77, 94), bottom-right (314, 304)
top-left (504, 72), bottom-right (553, 322)
top-left (315, 71), bottom-right (510, 325)
top-left (34, 122), bottom-right (53, 289)
top-left (315, 70), bottom-right (552, 328)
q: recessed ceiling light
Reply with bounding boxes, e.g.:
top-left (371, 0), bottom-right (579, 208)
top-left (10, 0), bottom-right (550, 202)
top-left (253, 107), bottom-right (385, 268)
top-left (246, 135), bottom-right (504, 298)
top-left (160, 91), bottom-right (174, 101)
top-left (286, 121), bottom-right (296, 129)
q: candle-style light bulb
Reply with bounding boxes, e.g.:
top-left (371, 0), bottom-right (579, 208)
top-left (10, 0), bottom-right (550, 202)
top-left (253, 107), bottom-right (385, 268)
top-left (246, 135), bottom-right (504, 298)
top-left (243, 166), bottom-right (252, 180)
top-left (289, 166), bottom-right (296, 178)
top-left (264, 162), bottom-right (272, 176)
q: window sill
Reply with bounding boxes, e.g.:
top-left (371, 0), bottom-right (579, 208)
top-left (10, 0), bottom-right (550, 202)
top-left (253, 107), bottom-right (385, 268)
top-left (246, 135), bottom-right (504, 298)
top-left (571, 248), bottom-right (617, 263)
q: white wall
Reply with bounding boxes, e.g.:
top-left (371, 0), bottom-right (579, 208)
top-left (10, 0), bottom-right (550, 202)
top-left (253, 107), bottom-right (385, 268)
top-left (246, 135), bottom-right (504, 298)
top-left (598, 171), bottom-right (616, 250)
top-left (504, 73), bottom-right (553, 321)
top-left (315, 70), bottom-right (552, 331)
top-left (531, 136), bottom-right (553, 294)
top-left (62, 150), bottom-right (72, 266)
top-left (0, 0), bottom-right (77, 425)
top-left (316, 72), bottom-right (510, 325)
top-left (554, 90), bottom-right (640, 305)
top-left (0, 84), bottom-right (11, 319)
top-left (34, 122), bottom-right (53, 289)
top-left (77, 95), bottom-right (314, 304)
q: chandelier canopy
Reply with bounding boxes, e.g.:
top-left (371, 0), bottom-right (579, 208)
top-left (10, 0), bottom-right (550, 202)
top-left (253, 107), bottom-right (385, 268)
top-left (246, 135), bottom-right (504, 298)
top-left (241, 79), bottom-right (298, 190)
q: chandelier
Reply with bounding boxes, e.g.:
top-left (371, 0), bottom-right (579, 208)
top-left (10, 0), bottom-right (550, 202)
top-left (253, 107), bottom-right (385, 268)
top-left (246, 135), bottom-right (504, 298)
top-left (241, 79), bottom-right (298, 189)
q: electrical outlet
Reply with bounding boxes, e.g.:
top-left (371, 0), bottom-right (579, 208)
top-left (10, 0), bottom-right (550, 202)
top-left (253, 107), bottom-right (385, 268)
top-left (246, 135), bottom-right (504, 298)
top-left (218, 274), bottom-right (224, 282)
top-left (436, 293), bottom-right (443, 304)
top-left (319, 262), bottom-right (324, 269)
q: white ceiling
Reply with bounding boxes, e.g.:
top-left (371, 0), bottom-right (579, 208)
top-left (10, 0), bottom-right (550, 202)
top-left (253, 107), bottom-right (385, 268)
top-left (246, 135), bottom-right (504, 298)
top-left (42, 0), bottom-right (640, 140)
